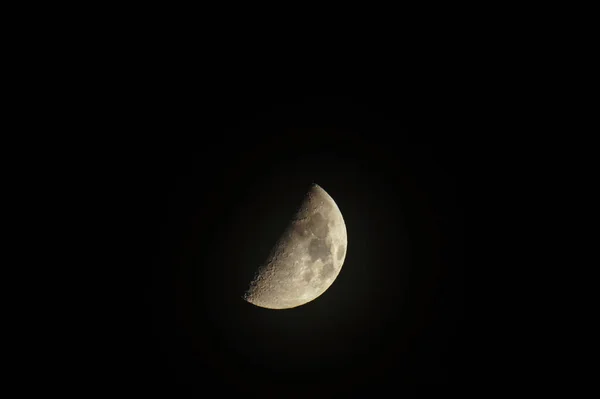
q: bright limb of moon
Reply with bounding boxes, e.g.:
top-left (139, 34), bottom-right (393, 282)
top-left (243, 184), bottom-right (347, 309)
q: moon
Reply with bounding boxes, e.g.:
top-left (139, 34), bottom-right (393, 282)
top-left (243, 183), bottom-right (348, 309)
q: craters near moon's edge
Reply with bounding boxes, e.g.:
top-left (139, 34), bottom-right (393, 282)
top-left (337, 244), bottom-right (345, 261)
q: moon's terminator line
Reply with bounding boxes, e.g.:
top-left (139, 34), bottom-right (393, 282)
top-left (243, 183), bottom-right (347, 309)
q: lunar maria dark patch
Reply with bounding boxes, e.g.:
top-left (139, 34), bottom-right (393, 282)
top-left (293, 222), bottom-right (310, 238)
top-left (308, 238), bottom-right (331, 261)
top-left (321, 262), bottom-right (334, 279)
top-left (307, 212), bottom-right (329, 238)
top-left (303, 269), bottom-right (313, 282)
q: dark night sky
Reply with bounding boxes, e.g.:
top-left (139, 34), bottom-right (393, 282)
top-left (103, 95), bottom-right (466, 395)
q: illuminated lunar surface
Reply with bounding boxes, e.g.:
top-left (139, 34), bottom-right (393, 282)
top-left (243, 184), bottom-right (347, 309)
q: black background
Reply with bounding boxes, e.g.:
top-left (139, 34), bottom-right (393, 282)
top-left (106, 94), bottom-right (466, 395)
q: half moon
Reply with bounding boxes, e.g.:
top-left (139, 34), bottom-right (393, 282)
top-left (243, 183), bottom-right (348, 309)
